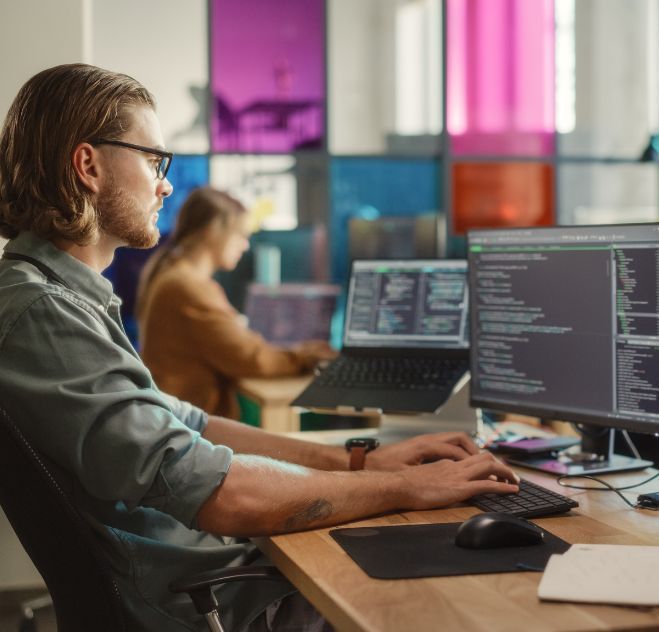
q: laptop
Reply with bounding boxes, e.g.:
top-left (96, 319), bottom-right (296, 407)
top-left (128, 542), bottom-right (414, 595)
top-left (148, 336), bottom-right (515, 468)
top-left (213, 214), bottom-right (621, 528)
top-left (292, 259), bottom-right (469, 414)
top-left (245, 282), bottom-right (340, 346)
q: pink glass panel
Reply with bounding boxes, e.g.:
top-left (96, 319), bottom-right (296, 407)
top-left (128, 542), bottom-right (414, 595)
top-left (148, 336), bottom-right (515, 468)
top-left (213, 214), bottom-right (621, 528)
top-left (211, 0), bottom-right (325, 153)
top-left (447, 0), bottom-right (555, 156)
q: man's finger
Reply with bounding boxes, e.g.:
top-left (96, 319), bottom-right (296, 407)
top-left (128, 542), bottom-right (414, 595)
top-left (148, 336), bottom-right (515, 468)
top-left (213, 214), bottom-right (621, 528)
top-left (421, 442), bottom-right (471, 462)
top-left (463, 458), bottom-right (520, 484)
top-left (429, 432), bottom-right (480, 456)
top-left (465, 478), bottom-right (520, 498)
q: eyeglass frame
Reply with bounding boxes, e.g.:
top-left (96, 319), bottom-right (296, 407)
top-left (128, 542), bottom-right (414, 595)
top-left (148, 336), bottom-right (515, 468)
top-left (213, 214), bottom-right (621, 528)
top-left (90, 138), bottom-right (173, 180)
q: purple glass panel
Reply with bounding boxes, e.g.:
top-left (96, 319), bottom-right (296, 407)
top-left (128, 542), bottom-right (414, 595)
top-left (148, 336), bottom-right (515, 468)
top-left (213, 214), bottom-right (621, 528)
top-left (211, 0), bottom-right (325, 153)
top-left (447, 0), bottom-right (555, 156)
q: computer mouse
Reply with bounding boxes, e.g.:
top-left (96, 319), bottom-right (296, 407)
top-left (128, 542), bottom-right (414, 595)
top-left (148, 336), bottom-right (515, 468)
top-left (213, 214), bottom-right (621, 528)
top-left (454, 512), bottom-right (545, 549)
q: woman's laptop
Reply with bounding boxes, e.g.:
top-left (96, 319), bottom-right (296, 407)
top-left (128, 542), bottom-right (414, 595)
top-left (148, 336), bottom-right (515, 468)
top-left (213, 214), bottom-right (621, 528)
top-left (292, 259), bottom-right (469, 414)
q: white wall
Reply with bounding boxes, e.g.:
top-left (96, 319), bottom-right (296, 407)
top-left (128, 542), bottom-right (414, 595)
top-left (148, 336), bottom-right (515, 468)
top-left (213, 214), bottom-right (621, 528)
top-left (0, 0), bottom-right (91, 126)
top-left (0, 0), bottom-right (92, 587)
top-left (0, 0), bottom-right (91, 258)
top-left (91, 0), bottom-right (208, 153)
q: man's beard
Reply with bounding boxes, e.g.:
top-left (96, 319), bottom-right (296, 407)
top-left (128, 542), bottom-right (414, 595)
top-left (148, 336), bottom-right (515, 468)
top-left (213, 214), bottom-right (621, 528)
top-left (97, 176), bottom-right (160, 249)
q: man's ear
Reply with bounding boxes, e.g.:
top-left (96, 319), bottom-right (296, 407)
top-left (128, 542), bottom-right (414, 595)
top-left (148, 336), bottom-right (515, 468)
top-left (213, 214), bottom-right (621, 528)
top-left (71, 142), bottom-right (103, 194)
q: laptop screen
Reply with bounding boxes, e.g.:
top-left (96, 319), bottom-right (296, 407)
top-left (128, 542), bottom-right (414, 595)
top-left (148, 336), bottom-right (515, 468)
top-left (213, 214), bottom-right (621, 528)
top-left (343, 259), bottom-right (469, 349)
top-left (245, 283), bottom-right (341, 346)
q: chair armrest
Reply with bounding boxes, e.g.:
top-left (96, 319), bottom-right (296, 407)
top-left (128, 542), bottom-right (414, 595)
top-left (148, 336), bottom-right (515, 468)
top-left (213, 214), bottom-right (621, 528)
top-left (169, 565), bottom-right (288, 617)
top-left (170, 565), bottom-right (286, 594)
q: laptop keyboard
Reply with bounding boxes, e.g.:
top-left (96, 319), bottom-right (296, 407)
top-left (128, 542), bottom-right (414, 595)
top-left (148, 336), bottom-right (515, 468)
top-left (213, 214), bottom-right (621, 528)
top-left (470, 478), bottom-right (579, 518)
top-left (314, 356), bottom-right (467, 391)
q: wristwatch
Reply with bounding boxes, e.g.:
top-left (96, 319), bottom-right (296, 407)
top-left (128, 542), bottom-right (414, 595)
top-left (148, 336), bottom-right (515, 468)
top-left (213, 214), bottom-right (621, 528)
top-left (345, 437), bottom-right (380, 471)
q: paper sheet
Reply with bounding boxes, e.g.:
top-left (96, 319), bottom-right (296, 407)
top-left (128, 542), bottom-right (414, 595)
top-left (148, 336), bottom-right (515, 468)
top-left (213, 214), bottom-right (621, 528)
top-left (538, 544), bottom-right (659, 606)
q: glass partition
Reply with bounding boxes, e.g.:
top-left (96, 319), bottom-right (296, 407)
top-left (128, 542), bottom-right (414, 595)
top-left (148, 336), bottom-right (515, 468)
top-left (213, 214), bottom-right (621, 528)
top-left (328, 0), bottom-right (441, 155)
top-left (447, 0), bottom-right (555, 156)
top-left (557, 0), bottom-right (659, 159)
top-left (558, 163), bottom-right (659, 224)
top-left (452, 162), bottom-right (554, 233)
top-left (329, 157), bottom-right (441, 281)
top-left (210, 155), bottom-right (298, 230)
top-left (211, 0), bottom-right (325, 153)
top-left (158, 155), bottom-right (210, 236)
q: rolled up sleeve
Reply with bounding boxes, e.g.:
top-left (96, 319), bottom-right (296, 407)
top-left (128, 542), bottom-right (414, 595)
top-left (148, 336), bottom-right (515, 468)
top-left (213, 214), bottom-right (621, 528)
top-left (158, 390), bottom-right (209, 434)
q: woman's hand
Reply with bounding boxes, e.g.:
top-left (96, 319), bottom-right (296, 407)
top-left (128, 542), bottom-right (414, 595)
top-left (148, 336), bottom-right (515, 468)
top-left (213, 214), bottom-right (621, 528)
top-left (293, 340), bottom-right (338, 369)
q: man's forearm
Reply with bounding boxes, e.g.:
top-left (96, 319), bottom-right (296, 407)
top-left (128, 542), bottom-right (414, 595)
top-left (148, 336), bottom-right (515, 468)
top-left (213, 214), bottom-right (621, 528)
top-left (198, 454), bottom-right (404, 536)
top-left (202, 415), bottom-right (348, 470)
top-left (197, 451), bottom-right (520, 537)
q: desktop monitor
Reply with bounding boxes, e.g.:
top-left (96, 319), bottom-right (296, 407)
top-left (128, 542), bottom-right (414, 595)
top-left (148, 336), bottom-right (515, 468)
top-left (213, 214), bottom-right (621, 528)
top-left (348, 213), bottom-right (447, 262)
top-left (468, 224), bottom-right (659, 475)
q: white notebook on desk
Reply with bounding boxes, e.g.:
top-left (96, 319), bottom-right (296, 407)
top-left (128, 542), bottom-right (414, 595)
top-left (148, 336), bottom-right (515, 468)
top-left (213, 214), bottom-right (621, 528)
top-left (538, 544), bottom-right (659, 607)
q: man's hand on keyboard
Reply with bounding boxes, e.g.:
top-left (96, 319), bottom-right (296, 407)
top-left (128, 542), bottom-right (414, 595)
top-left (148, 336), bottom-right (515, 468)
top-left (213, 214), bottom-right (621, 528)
top-left (396, 452), bottom-right (520, 510)
top-left (368, 431), bottom-right (482, 470)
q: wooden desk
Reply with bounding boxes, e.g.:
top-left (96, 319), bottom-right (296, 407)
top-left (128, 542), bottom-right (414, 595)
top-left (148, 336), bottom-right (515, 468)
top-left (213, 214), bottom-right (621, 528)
top-left (235, 375), bottom-right (313, 433)
top-left (255, 467), bottom-right (659, 632)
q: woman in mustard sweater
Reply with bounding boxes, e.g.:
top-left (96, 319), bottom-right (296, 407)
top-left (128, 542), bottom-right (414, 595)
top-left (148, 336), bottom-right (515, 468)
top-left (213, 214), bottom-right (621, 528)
top-left (136, 187), bottom-right (335, 418)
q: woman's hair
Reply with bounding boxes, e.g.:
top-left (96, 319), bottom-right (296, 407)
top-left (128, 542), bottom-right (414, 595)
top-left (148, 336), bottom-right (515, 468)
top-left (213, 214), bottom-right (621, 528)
top-left (135, 187), bottom-right (247, 316)
top-left (0, 63), bottom-right (155, 244)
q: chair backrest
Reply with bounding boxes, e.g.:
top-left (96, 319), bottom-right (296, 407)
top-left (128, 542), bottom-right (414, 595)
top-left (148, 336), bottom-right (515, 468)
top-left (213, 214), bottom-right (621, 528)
top-left (0, 407), bottom-right (126, 632)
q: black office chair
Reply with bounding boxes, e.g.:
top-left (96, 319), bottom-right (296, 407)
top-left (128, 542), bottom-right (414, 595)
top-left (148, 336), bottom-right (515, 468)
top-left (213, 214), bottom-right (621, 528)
top-left (0, 406), bottom-right (287, 632)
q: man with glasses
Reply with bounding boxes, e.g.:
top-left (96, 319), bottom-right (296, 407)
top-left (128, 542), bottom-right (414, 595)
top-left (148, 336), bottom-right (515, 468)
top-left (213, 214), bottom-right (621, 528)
top-left (92, 138), bottom-right (173, 181)
top-left (0, 64), bottom-right (518, 631)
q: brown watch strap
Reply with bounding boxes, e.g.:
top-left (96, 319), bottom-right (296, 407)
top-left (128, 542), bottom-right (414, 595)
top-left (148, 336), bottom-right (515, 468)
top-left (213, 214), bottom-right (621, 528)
top-left (349, 446), bottom-right (367, 471)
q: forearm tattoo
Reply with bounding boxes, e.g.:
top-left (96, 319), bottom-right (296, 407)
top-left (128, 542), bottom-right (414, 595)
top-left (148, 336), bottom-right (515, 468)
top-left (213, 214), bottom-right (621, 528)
top-left (283, 498), bottom-right (333, 531)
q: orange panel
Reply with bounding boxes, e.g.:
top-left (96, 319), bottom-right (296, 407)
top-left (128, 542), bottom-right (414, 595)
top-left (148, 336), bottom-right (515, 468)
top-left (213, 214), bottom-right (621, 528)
top-left (452, 163), bottom-right (554, 234)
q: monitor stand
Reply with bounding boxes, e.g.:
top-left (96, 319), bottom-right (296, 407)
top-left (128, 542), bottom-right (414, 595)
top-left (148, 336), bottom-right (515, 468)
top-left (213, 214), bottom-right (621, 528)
top-left (505, 425), bottom-right (653, 475)
top-left (377, 373), bottom-right (482, 444)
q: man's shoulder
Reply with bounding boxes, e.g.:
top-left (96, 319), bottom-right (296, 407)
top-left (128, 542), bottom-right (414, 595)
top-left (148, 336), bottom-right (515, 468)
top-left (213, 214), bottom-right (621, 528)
top-left (0, 260), bottom-right (58, 308)
top-left (0, 261), bottom-right (96, 338)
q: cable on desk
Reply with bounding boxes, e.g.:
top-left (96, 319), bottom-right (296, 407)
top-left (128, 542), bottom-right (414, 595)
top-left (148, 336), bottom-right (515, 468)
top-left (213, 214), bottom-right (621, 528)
top-left (557, 472), bottom-right (659, 510)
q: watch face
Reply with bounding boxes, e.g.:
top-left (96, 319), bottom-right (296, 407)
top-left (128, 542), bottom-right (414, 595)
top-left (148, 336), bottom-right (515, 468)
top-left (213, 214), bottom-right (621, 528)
top-left (345, 437), bottom-right (380, 451)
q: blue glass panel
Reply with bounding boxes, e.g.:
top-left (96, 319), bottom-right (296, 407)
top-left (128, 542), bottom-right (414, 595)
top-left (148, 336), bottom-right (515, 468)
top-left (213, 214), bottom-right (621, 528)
top-left (158, 155), bottom-right (210, 236)
top-left (329, 158), bottom-right (441, 283)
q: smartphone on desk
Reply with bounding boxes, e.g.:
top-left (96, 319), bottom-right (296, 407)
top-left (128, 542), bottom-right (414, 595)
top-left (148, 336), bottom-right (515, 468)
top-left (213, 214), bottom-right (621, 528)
top-left (489, 436), bottom-right (580, 456)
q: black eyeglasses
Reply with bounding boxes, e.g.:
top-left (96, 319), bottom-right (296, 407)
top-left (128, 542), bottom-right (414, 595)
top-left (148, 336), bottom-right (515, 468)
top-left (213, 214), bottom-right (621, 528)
top-left (92, 138), bottom-right (173, 180)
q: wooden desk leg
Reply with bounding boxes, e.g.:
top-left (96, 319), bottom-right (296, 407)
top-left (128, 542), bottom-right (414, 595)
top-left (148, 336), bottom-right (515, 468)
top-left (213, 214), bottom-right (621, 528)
top-left (259, 403), bottom-right (300, 433)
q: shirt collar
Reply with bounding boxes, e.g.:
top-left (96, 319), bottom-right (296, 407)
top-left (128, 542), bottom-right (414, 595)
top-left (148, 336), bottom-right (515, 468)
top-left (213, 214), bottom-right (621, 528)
top-left (5, 231), bottom-right (117, 309)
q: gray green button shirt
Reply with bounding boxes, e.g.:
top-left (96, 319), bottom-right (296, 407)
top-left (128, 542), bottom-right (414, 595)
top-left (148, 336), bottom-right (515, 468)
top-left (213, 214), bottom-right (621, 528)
top-left (0, 232), bottom-right (291, 631)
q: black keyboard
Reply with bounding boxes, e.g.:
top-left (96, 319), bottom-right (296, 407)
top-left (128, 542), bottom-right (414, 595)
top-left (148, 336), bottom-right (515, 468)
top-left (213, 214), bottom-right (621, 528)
top-left (315, 356), bottom-right (467, 391)
top-left (470, 478), bottom-right (578, 518)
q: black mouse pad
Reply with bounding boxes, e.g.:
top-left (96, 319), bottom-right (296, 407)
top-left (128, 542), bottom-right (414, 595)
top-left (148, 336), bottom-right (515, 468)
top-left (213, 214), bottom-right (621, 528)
top-left (330, 522), bottom-right (570, 580)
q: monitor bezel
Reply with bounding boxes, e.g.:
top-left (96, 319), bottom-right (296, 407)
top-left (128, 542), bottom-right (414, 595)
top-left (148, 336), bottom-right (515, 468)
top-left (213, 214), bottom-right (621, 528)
top-left (467, 222), bottom-right (659, 437)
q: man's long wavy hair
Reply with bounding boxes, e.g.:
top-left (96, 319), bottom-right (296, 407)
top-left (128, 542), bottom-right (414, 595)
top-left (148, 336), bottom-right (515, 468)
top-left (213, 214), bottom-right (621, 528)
top-left (0, 63), bottom-right (155, 244)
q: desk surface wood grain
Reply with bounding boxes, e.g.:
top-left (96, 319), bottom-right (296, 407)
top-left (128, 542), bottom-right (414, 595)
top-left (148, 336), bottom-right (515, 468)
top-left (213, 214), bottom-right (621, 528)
top-left (255, 468), bottom-right (659, 632)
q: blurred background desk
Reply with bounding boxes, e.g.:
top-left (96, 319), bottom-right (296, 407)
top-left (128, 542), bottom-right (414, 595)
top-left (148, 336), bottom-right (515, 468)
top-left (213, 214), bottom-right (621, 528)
top-left (255, 464), bottom-right (659, 632)
top-left (235, 374), bottom-right (313, 432)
